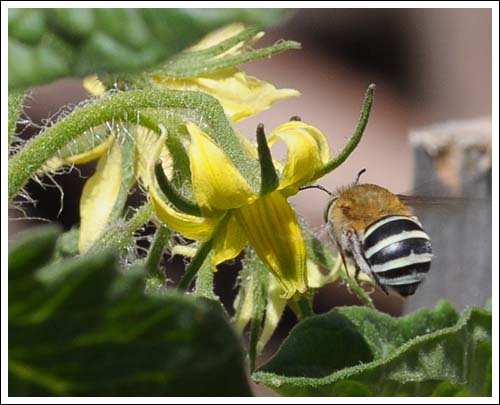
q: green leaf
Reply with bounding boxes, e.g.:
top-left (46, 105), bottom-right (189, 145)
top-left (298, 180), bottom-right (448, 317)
top-left (9, 225), bottom-right (61, 277)
top-left (253, 301), bottom-right (491, 396)
top-left (53, 228), bottom-right (80, 260)
top-left (8, 8), bottom-right (291, 90)
top-left (9, 227), bottom-right (252, 396)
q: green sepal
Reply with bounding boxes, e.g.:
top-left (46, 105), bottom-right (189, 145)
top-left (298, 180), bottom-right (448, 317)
top-left (256, 124), bottom-right (279, 196)
top-left (154, 160), bottom-right (201, 216)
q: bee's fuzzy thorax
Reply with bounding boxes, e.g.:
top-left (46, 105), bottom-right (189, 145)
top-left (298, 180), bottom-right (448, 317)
top-left (331, 184), bottom-right (412, 235)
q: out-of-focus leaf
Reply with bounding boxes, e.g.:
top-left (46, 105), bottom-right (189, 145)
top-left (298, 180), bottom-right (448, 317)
top-left (253, 301), bottom-right (491, 396)
top-left (53, 228), bottom-right (80, 259)
top-left (8, 8), bottom-right (291, 90)
top-left (9, 226), bottom-right (252, 396)
top-left (8, 225), bottom-right (61, 276)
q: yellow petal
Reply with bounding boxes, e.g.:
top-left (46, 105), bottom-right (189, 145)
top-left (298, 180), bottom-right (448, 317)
top-left (36, 156), bottom-right (66, 175)
top-left (307, 259), bottom-right (341, 288)
top-left (234, 190), bottom-right (308, 299)
top-left (187, 122), bottom-right (256, 212)
top-left (64, 134), bottom-right (115, 165)
top-left (134, 126), bottom-right (172, 188)
top-left (153, 69), bottom-right (300, 122)
top-left (211, 213), bottom-right (248, 269)
top-left (233, 275), bottom-right (254, 335)
top-left (187, 23), bottom-right (264, 54)
top-left (36, 132), bottom-right (115, 176)
top-left (83, 74), bottom-right (106, 97)
top-left (150, 185), bottom-right (220, 242)
top-left (148, 128), bottom-right (220, 241)
top-left (171, 244), bottom-right (197, 258)
top-left (79, 143), bottom-right (122, 252)
top-left (268, 121), bottom-right (331, 195)
top-left (256, 275), bottom-right (287, 354)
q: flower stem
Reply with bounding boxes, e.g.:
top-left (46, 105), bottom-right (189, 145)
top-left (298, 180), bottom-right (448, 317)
top-left (9, 89), bottom-right (259, 201)
top-left (248, 258), bottom-right (267, 372)
top-left (177, 239), bottom-right (213, 291)
top-left (145, 224), bottom-right (171, 278)
top-left (320, 84), bottom-right (376, 176)
top-left (86, 202), bottom-right (152, 255)
top-left (289, 294), bottom-right (315, 321)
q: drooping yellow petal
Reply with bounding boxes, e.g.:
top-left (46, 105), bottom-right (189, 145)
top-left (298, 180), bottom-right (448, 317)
top-left (79, 143), bottom-right (122, 252)
top-left (233, 275), bottom-right (254, 335)
top-left (150, 186), bottom-right (220, 241)
top-left (36, 156), bottom-right (66, 175)
top-left (211, 213), bottom-right (248, 269)
top-left (36, 132), bottom-right (115, 176)
top-left (234, 190), bottom-right (308, 299)
top-left (187, 23), bottom-right (264, 58)
top-left (256, 275), bottom-right (287, 354)
top-left (268, 121), bottom-right (331, 195)
top-left (187, 122), bottom-right (256, 212)
top-left (134, 126), bottom-right (172, 188)
top-left (307, 259), bottom-right (341, 288)
top-left (153, 69), bottom-right (299, 122)
top-left (148, 127), bottom-right (221, 241)
top-left (83, 74), bottom-right (106, 97)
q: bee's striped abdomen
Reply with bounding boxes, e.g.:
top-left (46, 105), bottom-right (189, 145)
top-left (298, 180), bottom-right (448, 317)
top-left (363, 215), bottom-right (432, 297)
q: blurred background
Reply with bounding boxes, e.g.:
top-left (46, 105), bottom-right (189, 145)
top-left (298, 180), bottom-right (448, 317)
top-left (9, 8), bottom-right (493, 383)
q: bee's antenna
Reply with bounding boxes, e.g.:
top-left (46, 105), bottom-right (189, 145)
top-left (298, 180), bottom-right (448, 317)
top-left (354, 168), bottom-right (367, 185)
top-left (299, 184), bottom-right (333, 196)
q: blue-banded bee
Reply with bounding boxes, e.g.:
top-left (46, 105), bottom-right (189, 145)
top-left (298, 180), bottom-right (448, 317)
top-left (302, 170), bottom-right (433, 297)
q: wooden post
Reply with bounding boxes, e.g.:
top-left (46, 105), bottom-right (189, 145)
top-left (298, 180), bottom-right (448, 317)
top-left (404, 118), bottom-right (492, 313)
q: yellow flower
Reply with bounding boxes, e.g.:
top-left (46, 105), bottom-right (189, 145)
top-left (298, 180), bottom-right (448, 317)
top-left (37, 25), bottom-right (303, 254)
top-left (151, 24), bottom-right (299, 122)
top-left (149, 120), bottom-right (331, 298)
top-left (152, 69), bottom-right (299, 123)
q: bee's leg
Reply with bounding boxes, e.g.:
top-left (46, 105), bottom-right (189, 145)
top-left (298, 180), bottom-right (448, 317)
top-left (354, 266), bottom-right (361, 283)
top-left (343, 229), bottom-right (389, 295)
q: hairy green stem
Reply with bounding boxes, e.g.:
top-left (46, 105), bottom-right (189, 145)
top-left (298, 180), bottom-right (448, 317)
top-left (9, 88), bottom-right (259, 201)
top-left (288, 294), bottom-right (315, 321)
top-left (339, 270), bottom-right (375, 309)
top-left (296, 295), bottom-right (315, 320)
top-left (145, 225), bottom-right (171, 277)
top-left (319, 84), bottom-right (375, 176)
top-left (248, 257), bottom-right (267, 372)
top-left (193, 252), bottom-right (219, 301)
top-left (86, 202), bottom-right (152, 255)
top-left (177, 239), bottom-right (213, 291)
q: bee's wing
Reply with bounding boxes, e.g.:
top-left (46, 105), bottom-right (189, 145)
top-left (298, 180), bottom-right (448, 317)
top-left (396, 194), bottom-right (485, 209)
